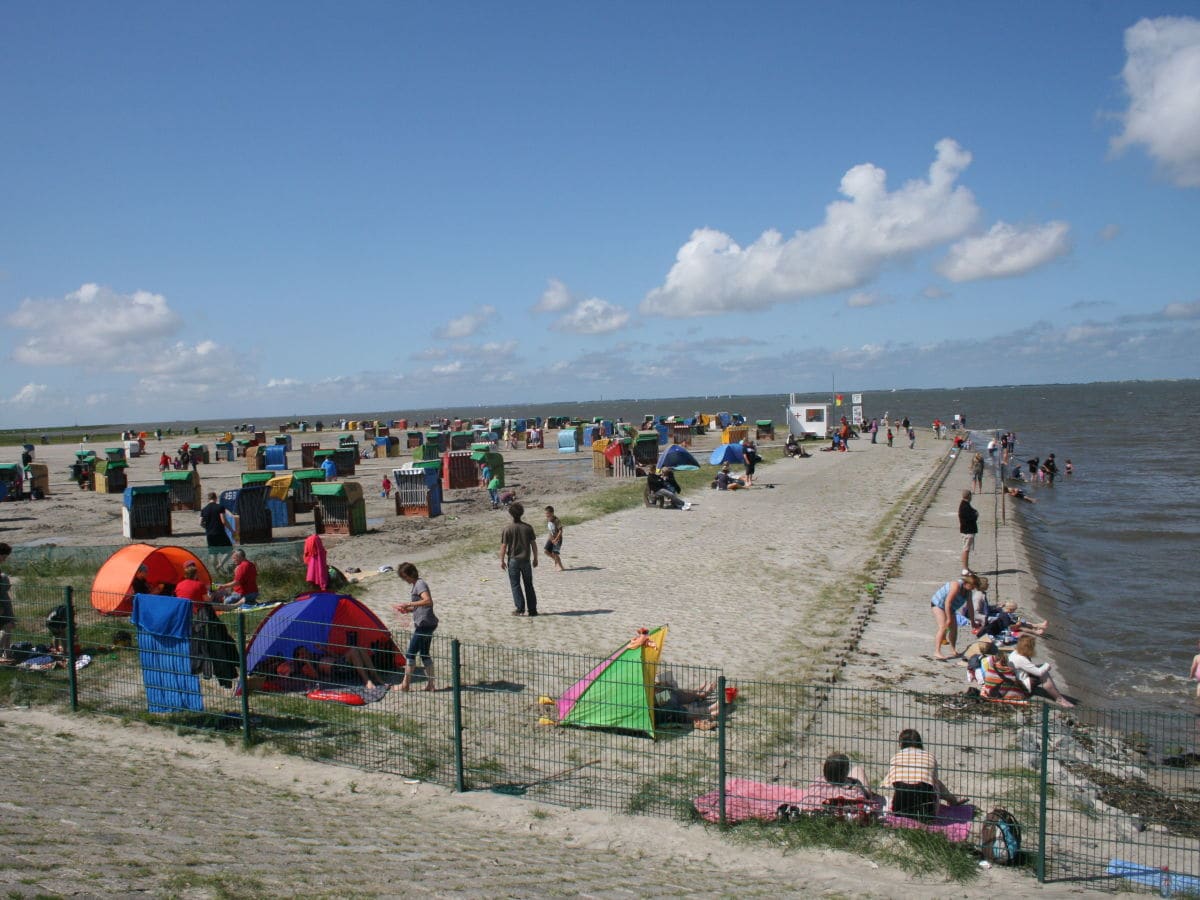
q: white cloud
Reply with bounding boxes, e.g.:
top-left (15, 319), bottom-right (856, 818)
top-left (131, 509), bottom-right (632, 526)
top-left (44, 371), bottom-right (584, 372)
top-left (1111, 17), bottom-right (1200, 187)
top-left (1164, 299), bottom-right (1200, 319)
top-left (9, 383), bottom-right (49, 405)
top-left (435, 305), bottom-right (496, 339)
top-left (1098, 223), bottom-right (1121, 241)
top-left (921, 285), bottom-right (950, 300)
top-left (640, 139), bottom-right (980, 317)
top-left (937, 221), bottom-right (1071, 282)
top-left (550, 297), bottom-right (631, 334)
top-left (265, 378), bottom-right (301, 389)
top-left (432, 360), bottom-right (464, 375)
top-left (533, 278), bottom-right (574, 313)
top-left (8, 283), bottom-right (183, 366)
top-left (846, 291), bottom-right (889, 308)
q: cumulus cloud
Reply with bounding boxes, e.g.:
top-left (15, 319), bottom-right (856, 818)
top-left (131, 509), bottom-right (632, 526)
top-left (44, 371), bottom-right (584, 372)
top-left (9, 383), bottom-right (49, 405)
top-left (434, 305), bottom-right (496, 339)
top-left (1111, 16), bottom-right (1200, 187)
top-left (1164, 299), bottom-right (1200, 319)
top-left (432, 360), bottom-right (464, 375)
top-left (550, 297), bottom-right (631, 334)
top-left (937, 221), bottom-right (1071, 282)
top-left (8, 283), bottom-right (183, 366)
top-left (640, 139), bottom-right (980, 317)
top-left (533, 278), bottom-right (574, 313)
top-left (846, 291), bottom-right (890, 308)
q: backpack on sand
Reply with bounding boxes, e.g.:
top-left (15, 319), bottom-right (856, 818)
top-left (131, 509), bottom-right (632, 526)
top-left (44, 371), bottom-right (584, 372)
top-left (980, 807), bottom-right (1022, 864)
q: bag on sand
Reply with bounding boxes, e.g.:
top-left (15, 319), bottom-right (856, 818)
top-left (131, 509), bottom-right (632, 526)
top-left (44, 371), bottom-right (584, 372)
top-left (980, 807), bottom-right (1022, 864)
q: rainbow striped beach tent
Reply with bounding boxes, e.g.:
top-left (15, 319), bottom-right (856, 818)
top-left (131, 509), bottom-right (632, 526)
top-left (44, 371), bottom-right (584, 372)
top-left (556, 626), bottom-right (668, 739)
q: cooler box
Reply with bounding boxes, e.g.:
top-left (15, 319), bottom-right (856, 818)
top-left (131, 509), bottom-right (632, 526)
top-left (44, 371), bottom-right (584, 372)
top-left (122, 485), bottom-right (172, 539)
top-left (311, 481), bottom-right (367, 535)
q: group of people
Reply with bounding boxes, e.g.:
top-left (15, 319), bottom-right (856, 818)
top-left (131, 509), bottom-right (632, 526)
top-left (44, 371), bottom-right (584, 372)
top-left (782, 730), bottom-right (968, 824)
top-left (928, 570), bottom-right (1071, 707)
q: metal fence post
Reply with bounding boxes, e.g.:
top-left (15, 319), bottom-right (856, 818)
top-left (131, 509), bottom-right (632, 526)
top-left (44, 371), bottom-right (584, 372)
top-left (64, 586), bottom-right (78, 712)
top-left (1037, 701), bottom-right (1050, 882)
top-left (717, 674), bottom-right (727, 829)
top-left (451, 638), bottom-right (465, 792)
top-left (235, 613), bottom-right (251, 748)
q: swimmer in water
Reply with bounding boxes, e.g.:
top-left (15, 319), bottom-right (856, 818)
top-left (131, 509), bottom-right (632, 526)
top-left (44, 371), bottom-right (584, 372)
top-left (1190, 640), bottom-right (1200, 699)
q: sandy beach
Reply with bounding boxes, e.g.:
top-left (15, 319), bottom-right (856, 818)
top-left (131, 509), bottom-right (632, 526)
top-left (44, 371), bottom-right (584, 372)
top-left (3, 427), bottom-right (1113, 897)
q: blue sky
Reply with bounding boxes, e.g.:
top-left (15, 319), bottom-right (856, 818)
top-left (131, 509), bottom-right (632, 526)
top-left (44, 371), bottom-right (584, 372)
top-left (2, 2), bottom-right (1198, 425)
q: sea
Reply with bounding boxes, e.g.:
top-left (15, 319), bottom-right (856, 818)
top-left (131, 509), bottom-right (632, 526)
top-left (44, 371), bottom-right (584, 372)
top-left (30, 379), bottom-right (1200, 714)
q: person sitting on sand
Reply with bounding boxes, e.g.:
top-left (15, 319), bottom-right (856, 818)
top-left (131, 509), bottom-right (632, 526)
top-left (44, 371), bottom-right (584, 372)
top-left (998, 599), bottom-right (1047, 636)
top-left (785, 433), bottom-right (800, 457)
top-left (653, 670), bottom-right (719, 730)
top-left (879, 729), bottom-right (968, 822)
top-left (1008, 635), bottom-right (1074, 708)
top-left (980, 652), bottom-right (1028, 701)
top-left (645, 467), bottom-right (690, 509)
top-left (795, 753), bottom-right (882, 814)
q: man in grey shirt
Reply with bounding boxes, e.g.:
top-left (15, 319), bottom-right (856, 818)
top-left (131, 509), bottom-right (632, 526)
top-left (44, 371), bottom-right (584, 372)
top-left (500, 502), bottom-right (539, 616)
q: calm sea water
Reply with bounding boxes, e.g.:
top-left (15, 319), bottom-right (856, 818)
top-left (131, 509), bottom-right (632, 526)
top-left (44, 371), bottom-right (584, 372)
top-left (45, 380), bottom-right (1200, 713)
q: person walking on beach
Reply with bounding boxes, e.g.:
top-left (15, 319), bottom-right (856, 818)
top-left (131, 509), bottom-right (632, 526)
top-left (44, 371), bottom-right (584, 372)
top-left (970, 453), bottom-right (985, 494)
top-left (200, 492), bottom-right (232, 571)
top-left (500, 502), bottom-right (539, 616)
top-left (907, 426), bottom-right (916, 450)
top-left (958, 489), bottom-right (979, 573)
top-left (544, 505), bottom-right (565, 572)
top-left (393, 562), bottom-right (438, 692)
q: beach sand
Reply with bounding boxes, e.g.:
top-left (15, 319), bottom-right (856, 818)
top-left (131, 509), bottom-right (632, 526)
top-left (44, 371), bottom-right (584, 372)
top-left (3, 429), bottom-right (1105, 895)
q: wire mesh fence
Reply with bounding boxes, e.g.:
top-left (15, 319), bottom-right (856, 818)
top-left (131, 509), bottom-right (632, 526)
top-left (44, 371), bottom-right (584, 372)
top-left (2, 586), bottom-right (1198, 891)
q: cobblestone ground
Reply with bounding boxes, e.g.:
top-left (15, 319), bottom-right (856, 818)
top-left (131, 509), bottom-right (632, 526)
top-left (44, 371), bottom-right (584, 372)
top-left (1, 710), bottom-right (1098, 899)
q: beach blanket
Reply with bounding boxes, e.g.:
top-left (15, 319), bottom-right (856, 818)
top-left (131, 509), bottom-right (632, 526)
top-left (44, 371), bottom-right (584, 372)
top-left (132, 594), bottom-right (203, 714)
top-left (692, 778), bottom-right (975, 841)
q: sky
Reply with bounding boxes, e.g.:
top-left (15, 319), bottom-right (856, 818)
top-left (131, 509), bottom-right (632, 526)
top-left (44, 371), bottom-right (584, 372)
top-left (1, 2), bottom-right (1199, 426)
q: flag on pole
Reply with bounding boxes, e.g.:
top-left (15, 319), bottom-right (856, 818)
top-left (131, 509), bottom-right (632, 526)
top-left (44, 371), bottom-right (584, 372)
top-left (835, 394), bottom-right (843, 406)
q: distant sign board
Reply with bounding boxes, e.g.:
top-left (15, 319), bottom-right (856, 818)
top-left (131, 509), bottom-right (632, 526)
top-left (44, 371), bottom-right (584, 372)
top-left (852, 393), bottom-right (863, 405)
top-left (852, 405), bottom-right (864, 425)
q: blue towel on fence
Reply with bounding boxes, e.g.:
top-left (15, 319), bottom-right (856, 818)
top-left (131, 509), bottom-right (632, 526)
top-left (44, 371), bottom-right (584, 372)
top-left (132, 593), bottom-right (203, 714)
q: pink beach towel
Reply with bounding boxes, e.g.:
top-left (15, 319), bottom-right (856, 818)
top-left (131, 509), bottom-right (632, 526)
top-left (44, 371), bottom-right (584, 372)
top-left (692, 778), bottom-right (975, 842)
top-left (303, 534), bottom-right (328, 590)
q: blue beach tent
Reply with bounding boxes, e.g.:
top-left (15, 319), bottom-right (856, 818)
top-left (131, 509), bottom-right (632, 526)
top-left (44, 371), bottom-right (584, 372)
top-left (709, 443), bottom-right (745, 466)
top-left (243, 592), bottom-right (401, 677)
top-left (657, 445), bottom-right (701, 471)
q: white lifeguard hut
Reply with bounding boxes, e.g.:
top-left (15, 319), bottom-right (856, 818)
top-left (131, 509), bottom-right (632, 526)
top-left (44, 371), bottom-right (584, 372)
top-left (786, 395), bottom-right (830, 438)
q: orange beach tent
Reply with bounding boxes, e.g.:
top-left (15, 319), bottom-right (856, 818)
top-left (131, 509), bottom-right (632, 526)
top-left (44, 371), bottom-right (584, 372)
top-left (90, 543), bottom-right (211, 616)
